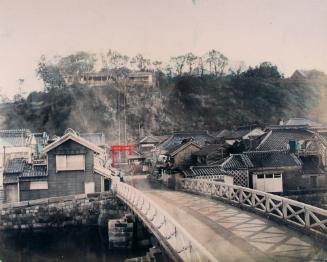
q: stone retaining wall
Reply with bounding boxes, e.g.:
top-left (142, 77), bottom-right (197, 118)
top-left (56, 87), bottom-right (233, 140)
top-left (108, 214), bottom-right (134, 249)
top-left (0, 191), bottom-right (124, 230)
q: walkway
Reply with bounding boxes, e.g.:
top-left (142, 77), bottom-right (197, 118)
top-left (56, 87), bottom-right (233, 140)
top-left (125, 175), bottom-right (327, 261)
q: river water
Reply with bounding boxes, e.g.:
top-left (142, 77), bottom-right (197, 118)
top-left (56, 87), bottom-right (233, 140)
top-left (0, 226), bottom-right (147, 262)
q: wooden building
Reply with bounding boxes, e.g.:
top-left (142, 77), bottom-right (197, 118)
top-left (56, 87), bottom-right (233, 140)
top-left (220, 150), bottom-right (302, 193)
top-left (3, 130), bottom-right (110, 202)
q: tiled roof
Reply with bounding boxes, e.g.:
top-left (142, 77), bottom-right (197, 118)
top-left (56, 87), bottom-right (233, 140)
top-left (284, 118), bottom-right (322, 127)
top-left (4, 159), bottom-right (47, 178)
top-left (0, 129), bottom-right (31, 147)
top-left (21, 164), bottom-right (47, 178)
top-left (221, 150), bottom-right (302, 170)
top-left (193, 144), bottom-right (225, 156)
top-left (158, 131), bottom-right (215, 152)
top-left (189, 165), bottom-right (227, 177)
top-left (4, 159), bottom-right (26, 173)
top-left (245, 151), bottom-right (302, 169)
top-left (166, 141), bottom-right (201, 156)
top-left (256, 129), bottom-right (314, 151)
top-left (80, 133), bottom-right (106, 147)
top-left (226, 126), bottom-right (264, 140)
top-left (221, 154), bottom-right (253, 170)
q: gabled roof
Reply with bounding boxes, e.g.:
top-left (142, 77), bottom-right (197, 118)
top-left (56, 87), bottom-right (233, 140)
top-left (42, 132), bottom-right (103, 154)
top-left (167, 141), bottom-right (201, 156)
top-left (221, 154), bottom-right (253, 170)
top-left (256, 128), bottom-right (314, 151)
top-left (80, 133), bottom-right (106, 147)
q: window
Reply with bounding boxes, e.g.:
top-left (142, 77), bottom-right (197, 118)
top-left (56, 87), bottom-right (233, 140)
top-left (265, 174), bottom-right (273, 179)
top-left (85, 182), bottom-right (95, 193)
top-left (274, 174), bottom-right (281, 178)
top-left (257, 174), bottom-right (264, 179)
top-left (30, 181), bottom-right (48, 190)
top-left (56, 155), bottom-right (85, 172)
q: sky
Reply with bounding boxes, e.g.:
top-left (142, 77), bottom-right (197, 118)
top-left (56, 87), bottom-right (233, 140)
top-left (0, 0), bottom-right (327, 98)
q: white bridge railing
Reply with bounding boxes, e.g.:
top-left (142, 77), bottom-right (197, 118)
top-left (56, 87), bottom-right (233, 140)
top-left (112, 179), bottom-right (217, 262)
top-left (180, 179), bottom-right (327, 238)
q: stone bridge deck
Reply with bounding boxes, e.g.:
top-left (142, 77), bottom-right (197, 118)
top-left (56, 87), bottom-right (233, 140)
top-left (125, 175), bottom-right (327, 262)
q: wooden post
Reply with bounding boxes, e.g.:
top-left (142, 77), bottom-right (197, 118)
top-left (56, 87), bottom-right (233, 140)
top-left (282, 200), bottom-right (288, 219)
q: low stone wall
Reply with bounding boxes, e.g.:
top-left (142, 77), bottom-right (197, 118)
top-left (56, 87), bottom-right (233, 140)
top-left (0, 191), bottom-right (124, 230)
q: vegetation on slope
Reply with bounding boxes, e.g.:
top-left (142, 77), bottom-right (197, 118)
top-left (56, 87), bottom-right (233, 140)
top-left (2, 61), bottom-right (325, 143)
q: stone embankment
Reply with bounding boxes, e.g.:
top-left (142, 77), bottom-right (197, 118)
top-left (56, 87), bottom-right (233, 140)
top-left (0, 191), bottom-right (123, 230)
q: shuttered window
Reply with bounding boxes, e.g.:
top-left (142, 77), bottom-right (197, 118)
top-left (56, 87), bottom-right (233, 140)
top-left (85, 182), bottom-right (95, 193)
top-left (56, 155), bottom-right (85, 172)
top-left (30, 181), bottom-right (48, 190)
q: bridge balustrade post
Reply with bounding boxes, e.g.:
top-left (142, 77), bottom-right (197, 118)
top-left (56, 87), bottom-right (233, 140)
top-left (304, 207), bottom-right (310, 228)
top-left (282, 200), bottom-right (288, 220)
top-left (228, 186), bottom-right (232, 200)
top-left (265, 195), bottom-right (270, 213)
top-left (239, 188), bottom-right (243, 205)
top-left (251, 192), bottom-right (256, 208)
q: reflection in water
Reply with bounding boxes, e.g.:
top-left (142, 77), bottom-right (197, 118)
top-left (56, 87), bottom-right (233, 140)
top-left (0, 226), bottom-right (147, 262)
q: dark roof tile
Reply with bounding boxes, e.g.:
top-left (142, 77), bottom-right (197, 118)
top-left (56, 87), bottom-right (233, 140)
top-left (189, 165), bottom-right (227, 177)
top-left (257, 129), bottom-right (314, 151)
top-left (4, 159), bottom-right (26, 173)
top-left (221, 150), bottom-right (302, 170)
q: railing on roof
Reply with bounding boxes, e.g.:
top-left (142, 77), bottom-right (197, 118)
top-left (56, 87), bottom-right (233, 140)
top-left (180, 178), bottom-right (327, 240)
top-left (112, 179), bottom-right (217, 262)
top-left (32, 158), bottom-right (46, 165)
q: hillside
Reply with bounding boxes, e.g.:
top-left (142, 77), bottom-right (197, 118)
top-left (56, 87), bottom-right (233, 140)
top-left (1, 65), bottom-right (326, 143)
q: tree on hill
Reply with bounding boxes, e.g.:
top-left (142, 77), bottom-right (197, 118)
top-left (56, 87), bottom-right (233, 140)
top-left (101, 49), bottom-right (129, 70)
top-left (204, 49), bottom-right (228, 76)
top-left (242, 62), bottom-right (283, 79)
top-left (130, 54), bottom-right (151, 71)
top-left (58, 51), bottom-right (96, 79)
top-left (36, 55), bottom-right (66, 92)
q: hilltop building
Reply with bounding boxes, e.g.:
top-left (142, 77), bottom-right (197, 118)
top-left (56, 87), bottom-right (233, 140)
top-left (64, 69), bottom-right (158, 88)
top-left (291, 70), bottom-right (326, 81)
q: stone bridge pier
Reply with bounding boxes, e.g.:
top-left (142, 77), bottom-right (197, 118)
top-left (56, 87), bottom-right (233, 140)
top-left (0, 191), bottom-right (121, 229)
top-left (0, 190), bottom-right (165, 261)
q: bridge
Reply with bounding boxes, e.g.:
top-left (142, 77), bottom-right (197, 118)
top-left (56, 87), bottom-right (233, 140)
top-left (111, 174), bottom-right (327, 261)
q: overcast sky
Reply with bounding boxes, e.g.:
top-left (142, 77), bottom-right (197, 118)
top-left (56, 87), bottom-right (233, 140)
top-left (0, 0), bottom-right (327, 98)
